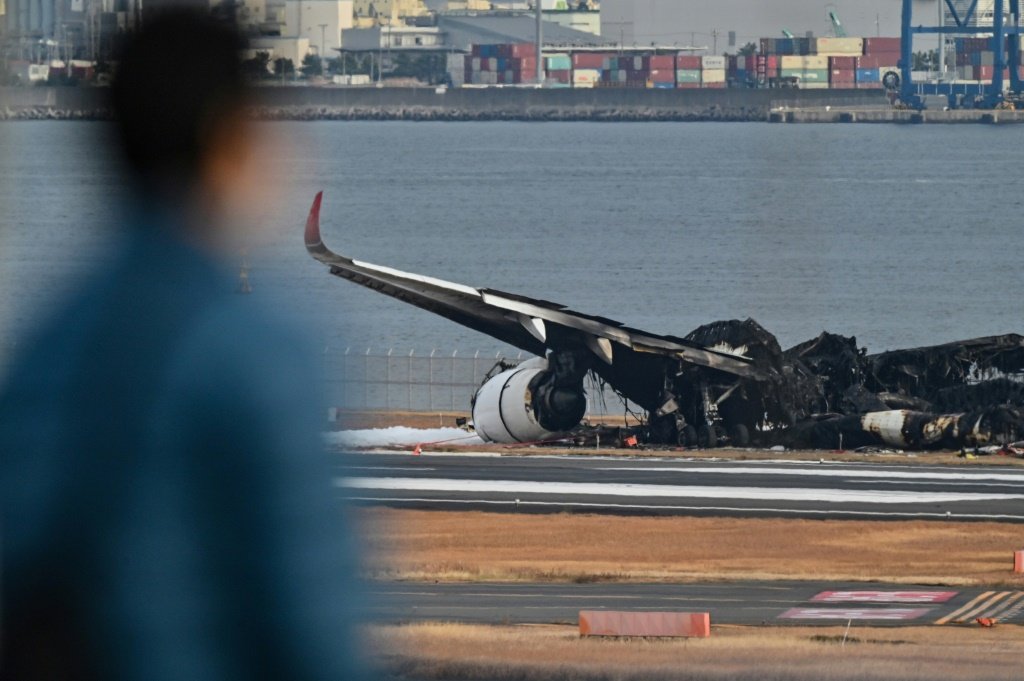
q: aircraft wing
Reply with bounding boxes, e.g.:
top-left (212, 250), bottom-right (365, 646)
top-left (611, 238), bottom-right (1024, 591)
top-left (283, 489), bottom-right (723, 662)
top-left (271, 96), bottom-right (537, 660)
top-left (305, 192), bottom-right (759, 407)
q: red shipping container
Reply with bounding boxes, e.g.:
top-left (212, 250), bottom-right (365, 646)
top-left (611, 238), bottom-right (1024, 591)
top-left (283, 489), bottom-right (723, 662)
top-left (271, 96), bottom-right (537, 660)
top-left (856, 82), bottom-right (883, 89)
top-left (676, 55), bottom-right (701, 69)
top-left (547, 69), bottom-right (571, 83)
top-left (857, 55), bottom-right (899, 69)
top-left (649, 69), bottom-right (675, 83)
top-left (650, 55), bottom-right (674, 69)
top-left (829, 56), bottom-right (856, 70)
top-left (704, 82), bottom-right (726, 89)
top-left (676, 82), bottom-right (701, 89)
top-left (572, 53), bottom-right (608, 69)
top-left (830, 69), bottom-right (855, 82)
top-left (863, 37), bottom-right (901, 54)
top-left (511, 57), bottom-right (537, 72)
top-left (973, 66), bottom-right (1013, 80)
top-left (509, 43), bottom-right (534, 58)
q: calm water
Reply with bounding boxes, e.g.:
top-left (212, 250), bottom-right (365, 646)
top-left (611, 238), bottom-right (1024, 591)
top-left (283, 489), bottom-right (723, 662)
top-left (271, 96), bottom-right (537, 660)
top-left (2, 121), bottom-right (1022, 373)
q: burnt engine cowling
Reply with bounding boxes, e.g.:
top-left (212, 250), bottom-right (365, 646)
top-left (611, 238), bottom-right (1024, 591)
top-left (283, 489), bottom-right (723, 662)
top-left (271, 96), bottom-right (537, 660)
top-left (472, 354), bottom-right (588, 444)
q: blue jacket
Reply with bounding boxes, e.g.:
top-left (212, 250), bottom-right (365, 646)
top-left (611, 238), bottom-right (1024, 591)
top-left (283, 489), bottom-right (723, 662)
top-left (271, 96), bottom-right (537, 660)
top-left (1, 219), bottom-right (366, 680)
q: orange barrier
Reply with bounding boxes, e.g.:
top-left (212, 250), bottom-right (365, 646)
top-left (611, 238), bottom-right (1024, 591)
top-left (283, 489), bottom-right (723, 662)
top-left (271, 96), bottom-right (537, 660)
top-left (579, 611), bottom-right (711, 638)
top-left (1015, 550), bottom-right (1024, 574)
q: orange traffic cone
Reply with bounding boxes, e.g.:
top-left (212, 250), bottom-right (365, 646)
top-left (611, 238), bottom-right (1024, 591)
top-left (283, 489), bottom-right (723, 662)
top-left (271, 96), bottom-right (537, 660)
top-left (976, 617), bottom-right (996, 628)
top-left (412, 444), bottom-right (422, 456)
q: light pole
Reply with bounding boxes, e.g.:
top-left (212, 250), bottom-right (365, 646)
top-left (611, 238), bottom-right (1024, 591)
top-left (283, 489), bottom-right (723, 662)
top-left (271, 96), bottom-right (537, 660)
top-left (319, 23), bottom-right (328, 76)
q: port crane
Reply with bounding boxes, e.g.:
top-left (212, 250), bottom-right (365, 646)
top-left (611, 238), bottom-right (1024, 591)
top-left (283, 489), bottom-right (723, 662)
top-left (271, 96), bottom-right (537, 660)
top-left (900, 0), bottom-right (1023, 109)
top-left (829, 10), bottom-right (848, 37)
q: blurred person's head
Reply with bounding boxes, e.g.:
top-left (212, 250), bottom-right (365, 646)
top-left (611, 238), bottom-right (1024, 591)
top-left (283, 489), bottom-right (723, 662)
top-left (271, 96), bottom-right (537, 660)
top-left (111, 9), bottom-right (264, 246)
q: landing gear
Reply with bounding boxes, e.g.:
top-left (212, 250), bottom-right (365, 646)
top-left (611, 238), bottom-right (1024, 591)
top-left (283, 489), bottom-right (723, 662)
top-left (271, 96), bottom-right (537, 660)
top-left (680, 424), bottom-right (698, 447)
top-left (698, 424), bottom-right (718, 448)
top-left (729, 423), bottom-right (750, 447)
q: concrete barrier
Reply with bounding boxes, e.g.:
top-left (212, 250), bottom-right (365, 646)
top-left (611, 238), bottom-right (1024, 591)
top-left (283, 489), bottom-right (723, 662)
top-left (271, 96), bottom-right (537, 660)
top-left (579, 610), bottom-right (710, 638)
top-left (1015, 550), bottom-right (1023, 574)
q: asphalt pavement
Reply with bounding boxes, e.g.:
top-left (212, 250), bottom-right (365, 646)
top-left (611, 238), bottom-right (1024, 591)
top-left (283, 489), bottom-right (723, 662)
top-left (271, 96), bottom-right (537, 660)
top-left (336, 451), bottom-right (1024, 521)
top-left (363, 580), bottom-right (1024, 628)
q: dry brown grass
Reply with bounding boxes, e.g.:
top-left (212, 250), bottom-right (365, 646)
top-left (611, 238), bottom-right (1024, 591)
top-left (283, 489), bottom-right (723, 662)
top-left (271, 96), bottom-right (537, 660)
top-left (365, 622), bottom-right (1024, 681)
top-left (357, 510), bottom-right (1024, 586)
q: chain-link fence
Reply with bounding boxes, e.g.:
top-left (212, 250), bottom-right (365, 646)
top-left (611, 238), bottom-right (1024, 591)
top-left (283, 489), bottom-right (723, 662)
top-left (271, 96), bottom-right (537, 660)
top-left (324, 348), bottom-right (631, 417)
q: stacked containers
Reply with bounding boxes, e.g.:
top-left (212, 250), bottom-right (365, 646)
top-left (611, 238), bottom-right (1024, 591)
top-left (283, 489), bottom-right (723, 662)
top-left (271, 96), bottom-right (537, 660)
top-left (649, 54), bottom-right (676, 88)
top-left (571, 52), bottom-right (609, 89)
top-left (545, 53), bottom-right (572, 87)
top-left (780, 55), bottom-right (828, 88)
top-left (702, 55), bottom-right (726, 88)
top-left (676, 54), bottom-right (701, 88)
top-left (465, 44), bottom-right (537, 85)
top-left (828, 56), bottom-right (856, 88)
top-left (601, 54), bottom-right (649, 87)
top-left (857, 37), bottom-right (899, 88)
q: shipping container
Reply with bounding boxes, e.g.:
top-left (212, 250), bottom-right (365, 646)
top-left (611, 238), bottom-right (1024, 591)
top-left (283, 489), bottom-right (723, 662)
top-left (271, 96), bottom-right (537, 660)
top-left (829, 56), bottom-right (856, 70)
top-left (702, 55), bottom-right (726, 69)
top-left (855, 67), bottom-right (879, 82)
top-left (799, 82), bottom-right (830, 89)
top-left (780, 68), bottom-right (828, 82)
top-left (545, 55), bottom-right (572, 71)
top-left (572, 68), bottom-right (601, 87)
top-left (651, 81), bottom-right (675, 89)
top-left (650, 55), bottom-right (675, 69)
top-left (676, 55), bottom-right (702, 69)
top-left (547, 68), bottom-right (571, 84)
top-left (675, 69), bottom-right (701, 83)
top-left (509, 43), bottom-right (533, 59)
top-left (856, 55), bottom-right (899, 69)
top-left (702, 68), bottom-right (726, 83)
top-left (863, 37), bottom-right (901, 54)
top-left (780, 55), bottom-right (828, 70)
top-left (572, 52), bottom-right (609, 69)
top-left (677, 82), bottom-right (701, 89)
top-left (814, 37), bottom-right (864, 56)
top-left (649, 68), bottom-right (675, 83)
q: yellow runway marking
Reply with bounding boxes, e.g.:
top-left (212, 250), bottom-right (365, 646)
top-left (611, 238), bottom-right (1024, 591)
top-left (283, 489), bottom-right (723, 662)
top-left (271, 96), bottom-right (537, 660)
top-left (936, 591), bottom-right (994, 625)
top-left (935, 591), bottom-right (1024, 625)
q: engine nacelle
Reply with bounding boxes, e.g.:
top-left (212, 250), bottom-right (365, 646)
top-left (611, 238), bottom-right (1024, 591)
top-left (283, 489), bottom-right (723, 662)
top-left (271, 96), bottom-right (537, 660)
top-left (472, 357), bottom-right (587, 444)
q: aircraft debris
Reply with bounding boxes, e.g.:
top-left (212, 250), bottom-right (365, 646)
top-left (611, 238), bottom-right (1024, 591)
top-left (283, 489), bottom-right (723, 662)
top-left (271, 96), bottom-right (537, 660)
top-left (305, 193), bottom-right (1024, 451)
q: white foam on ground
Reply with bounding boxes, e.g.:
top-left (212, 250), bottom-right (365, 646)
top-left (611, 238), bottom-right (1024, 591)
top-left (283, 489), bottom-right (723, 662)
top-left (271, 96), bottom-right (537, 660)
top-left (596, 466), bottom-right (1024, 482)
top-left (325, 427), bottom-right (482, 448)
top-left (337, 477), bottom-right (1024, 505)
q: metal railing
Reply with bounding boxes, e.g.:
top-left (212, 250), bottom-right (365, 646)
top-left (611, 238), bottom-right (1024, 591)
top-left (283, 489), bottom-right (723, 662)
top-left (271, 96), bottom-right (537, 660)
top-left (324, 348), bottom-right (632, 416)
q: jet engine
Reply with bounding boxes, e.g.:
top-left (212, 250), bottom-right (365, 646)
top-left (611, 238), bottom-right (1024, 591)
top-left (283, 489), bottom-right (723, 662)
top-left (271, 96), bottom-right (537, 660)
top-left (472, 354), bottom-right (588, 444)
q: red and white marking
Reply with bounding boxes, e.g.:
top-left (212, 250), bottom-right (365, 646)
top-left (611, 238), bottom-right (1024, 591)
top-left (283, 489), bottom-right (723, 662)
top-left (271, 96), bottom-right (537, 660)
top-left (811, 591), bottom-right (958, 604)
top-left (780, 607), bottom-right (932, 621)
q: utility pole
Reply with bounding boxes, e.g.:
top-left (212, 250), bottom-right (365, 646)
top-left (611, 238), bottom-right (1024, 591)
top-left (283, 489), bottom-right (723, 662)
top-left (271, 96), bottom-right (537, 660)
top-left (319, 22), bottom-right (327, 75)
top-left (712, 28), bottom-right (718, 54)
top-left (535, 0), bottom-right (543, 85)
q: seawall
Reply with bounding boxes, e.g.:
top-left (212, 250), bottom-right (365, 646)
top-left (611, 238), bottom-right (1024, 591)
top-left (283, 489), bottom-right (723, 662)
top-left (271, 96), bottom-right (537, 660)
top-left (3, 85), bottom-right (1022, 123)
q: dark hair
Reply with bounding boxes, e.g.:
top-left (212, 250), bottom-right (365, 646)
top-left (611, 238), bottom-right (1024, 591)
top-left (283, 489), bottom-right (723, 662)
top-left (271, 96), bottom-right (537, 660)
top-left (110, 9), bottom-right (248, 200)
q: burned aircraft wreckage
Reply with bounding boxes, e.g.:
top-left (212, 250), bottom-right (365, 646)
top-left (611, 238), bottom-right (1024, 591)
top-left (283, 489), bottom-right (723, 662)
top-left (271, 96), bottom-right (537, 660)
top-left (305, 192), bottom-right (1024, 451)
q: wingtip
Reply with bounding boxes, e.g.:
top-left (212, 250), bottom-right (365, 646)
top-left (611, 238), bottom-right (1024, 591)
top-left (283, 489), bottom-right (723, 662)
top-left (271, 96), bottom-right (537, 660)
top-left (304, 191), bottom-right (324, 248)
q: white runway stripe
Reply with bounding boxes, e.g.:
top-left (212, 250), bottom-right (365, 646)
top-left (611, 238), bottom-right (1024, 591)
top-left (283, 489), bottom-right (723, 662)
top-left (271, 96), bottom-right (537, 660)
top-left (338, 477), bottom-right (1024, 505)
top-left (598, 466), bottom-right (1024, 482)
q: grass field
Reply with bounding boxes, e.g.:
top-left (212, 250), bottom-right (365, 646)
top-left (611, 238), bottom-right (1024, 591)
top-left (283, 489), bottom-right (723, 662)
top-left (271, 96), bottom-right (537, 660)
top-left (358, 510), bottom-right (1024, 586)
top-left (366, 622), bottom-right (1024, 681)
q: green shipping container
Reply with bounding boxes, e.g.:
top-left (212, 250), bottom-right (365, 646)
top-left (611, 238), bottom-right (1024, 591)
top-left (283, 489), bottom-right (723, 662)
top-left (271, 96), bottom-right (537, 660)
top-left (545, 56), bottom-right (572, 71)
top-left (779, 68), bottom-right (828, 82)
top-left (676, 69), bottom-right (701, 83)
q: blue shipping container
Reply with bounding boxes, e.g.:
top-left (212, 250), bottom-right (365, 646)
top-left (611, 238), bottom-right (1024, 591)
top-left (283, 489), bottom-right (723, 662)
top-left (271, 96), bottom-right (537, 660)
top-left (856, 68), bottom-right (879, 82)
top-left (653, 82), bottom-right (674, 89)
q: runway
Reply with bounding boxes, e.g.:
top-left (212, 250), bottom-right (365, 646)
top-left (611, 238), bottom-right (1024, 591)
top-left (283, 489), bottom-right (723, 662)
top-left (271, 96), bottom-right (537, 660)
top-left (336, 452), bottom-right (1024, 521)
top-left (363, 581), bottom-right (1024, 627)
